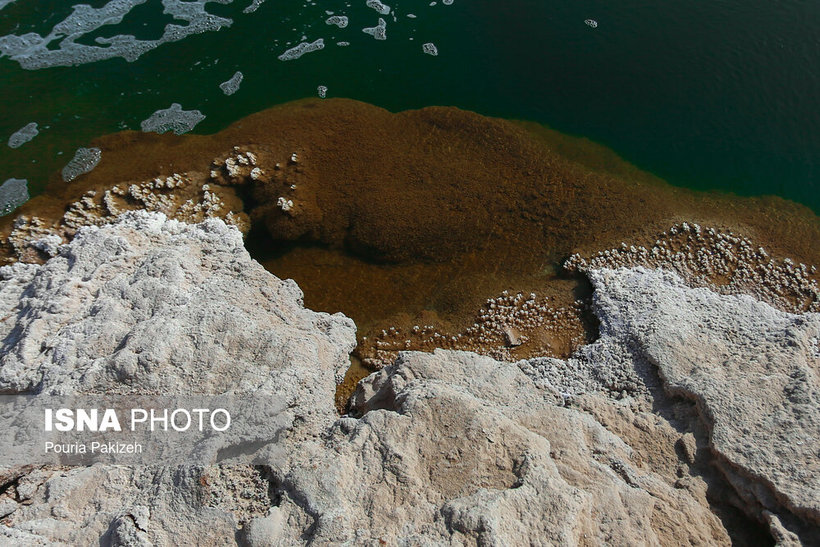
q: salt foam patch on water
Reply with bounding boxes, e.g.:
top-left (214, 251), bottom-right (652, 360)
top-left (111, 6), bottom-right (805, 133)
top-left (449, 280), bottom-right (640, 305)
top-left (61, 148), bottom-right (101, 182)
top-left (7, 122), bottom-right (38, 149)
top-left (363, 18), bottom-right (387, 40)
top-left (243, 0), bottom-right (266, 13)
top-left (0, 0), bottom-right (233, 70)
top-left (140, 103), bottom-right (206, 135)
top-left (278, 39), bottom-right (324, 61)
top-left (0, 178), bottom-right (29, 216)
top-left (325, 15), bottom-right (348, 28)
top-left (366, 0), bottom-right (391, 15)
top-left (219, 71), bottom-right (243, 95)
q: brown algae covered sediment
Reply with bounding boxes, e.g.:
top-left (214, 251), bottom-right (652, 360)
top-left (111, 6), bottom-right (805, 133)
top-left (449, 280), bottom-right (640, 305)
top-left (1, 98), bottom-right (818, 376)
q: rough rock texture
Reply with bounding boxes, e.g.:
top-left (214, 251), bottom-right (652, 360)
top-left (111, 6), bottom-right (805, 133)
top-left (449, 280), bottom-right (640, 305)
top-left (268, 350), bottom-right (729, 545)
top-left (0, 210), bottom-right (354, 401)
top-left (0, 212), bottom-right (356, 545)
top-left (0, 213), bottom-right (817, 545)
top-left (587, 267), bottom-right (820, 545)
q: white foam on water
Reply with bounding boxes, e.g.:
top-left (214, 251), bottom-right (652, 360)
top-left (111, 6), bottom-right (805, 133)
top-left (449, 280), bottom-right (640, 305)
top-left (219, 71), bottom-right (243, 95)
top-left (325, 15), bottom-right (348, 28)
top-left (61, 148), bottom-right (101, 182)
top-left (407, 13), bottom-right (417, 18)
top-left (585, 19), bottom-right (598, 28)
top-left (243, 0), bottom-right (266, 13)
top-left (140, 103), bottom-right (205, 135)
top-left (363, 18), bottom-right (387, 40)
top-left (442, 0), bottom-right (453, 4)
top-left (422, 42), bottom-right (438, 56)
top-left (0, 178), bottom-right (29, 216)
top-left (0, 0), bottom-right (234, 70)
top-left (7, 122), bottom-right (39, 149)
top-left (366, 0), bottom-right (390, 15)
top-left (278, 38), bottom-right (325, 61)
top-left (337, 41), bottom-right (350, 46)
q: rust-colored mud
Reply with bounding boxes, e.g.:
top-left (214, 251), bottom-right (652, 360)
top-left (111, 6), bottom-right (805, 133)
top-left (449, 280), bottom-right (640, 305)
top-left (3, 99), bottom-right (819, 410)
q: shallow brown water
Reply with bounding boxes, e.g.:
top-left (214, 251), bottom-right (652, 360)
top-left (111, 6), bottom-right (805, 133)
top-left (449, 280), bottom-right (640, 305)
top-left (3, 98), bottom-right (819, 407)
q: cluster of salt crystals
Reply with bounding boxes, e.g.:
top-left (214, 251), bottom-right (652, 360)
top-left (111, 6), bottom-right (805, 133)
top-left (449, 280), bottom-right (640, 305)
top-left (363, 18), bottom-right (387, 40)
top-left (219, 71), bottom-right (243, 96)
top-left (0, 178), bottom-right (29, 216)
top-left (140, 103), bottom-right (205, 135)
top-left (278, 38), bottom-right (324, 61)
top-left (325, 15), bottom-right (348, 28)
top-left (0, 0), bottom-right (233, 70)
top-left (422, 42), bottom-right (438, 56)
top-left (7, 122), bottom-right (38, 149)
top-left (366, 0), bottom-right (390, 15)
top-left (61, 148), bottom-right (101, 182)
top-left (317, 85), bottom-right (327, 98)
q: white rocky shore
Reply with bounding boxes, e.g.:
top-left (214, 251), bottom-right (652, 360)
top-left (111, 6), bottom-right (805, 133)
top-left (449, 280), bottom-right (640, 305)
top-left (0, 212), bottom-right (817, 545)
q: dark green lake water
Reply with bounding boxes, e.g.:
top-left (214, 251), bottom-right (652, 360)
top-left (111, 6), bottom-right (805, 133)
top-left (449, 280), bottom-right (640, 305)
top-left (1, 0), bottom-right (818, 211)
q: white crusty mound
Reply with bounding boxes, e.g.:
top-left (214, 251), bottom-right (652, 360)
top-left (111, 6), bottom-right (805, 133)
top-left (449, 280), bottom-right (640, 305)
top-left (0, 215), bottom-right (817, 545)
top-left (587, 267), bottom-right (820, 545)
top-left (0, 210), bottom-right (355, 402)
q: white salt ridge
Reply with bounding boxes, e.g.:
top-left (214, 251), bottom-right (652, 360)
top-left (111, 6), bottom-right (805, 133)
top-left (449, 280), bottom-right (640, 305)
top-left (243, 0), bottom-right (266, 13)
top-left (61, 148), bottom-right (101, 182)
top-left (422, 42), bottom-right (438, 56)
top-left (325, 15), bottom-right (348, 28)
top-left (219, 71), bottom-right (243, 95)
top-left (0, 178), bottom-right (28, 216)
top-left (278, 38), bottom-right (325, 61)
top-left (140, 103), bottom-right (205, 135)
top-left (0, 0), bottom-right (16, 11)
top-left (363, 18), bottom-right (387, 40)
top-left (0, 0), bottom-right (233, 70)
top-left (7, 122), bottom-right (38, 149)
top-left (366, 0), bottom-right (390, 15)
top-left (317, 85), bottom-right (327, 98)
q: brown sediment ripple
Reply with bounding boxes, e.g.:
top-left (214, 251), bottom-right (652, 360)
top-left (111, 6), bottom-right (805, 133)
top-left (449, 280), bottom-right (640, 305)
top-left (2, 98), bottom-right (819, 385)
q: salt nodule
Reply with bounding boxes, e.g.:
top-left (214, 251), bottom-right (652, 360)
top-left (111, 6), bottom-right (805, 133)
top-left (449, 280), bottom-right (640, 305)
top-left (366, 0), bottom-right (391, 15)
top-left (585, 19), bottom-right (598, 28)
top-left (325, 15), bottom-right (348, 28)
top-left (7, 122), bottom-right (38, 149)
top-left (363, 18), bottom-right (387, 40)
top-left (0, 0), bottom-right (233, 70)
top-left (0, 178), bottom-right (29, 216)
top-left (219, 71), bottom-right (244, 95)
top-left (140, 103), bottom-right (206, 135)
top-left (317, 85), bottom-right (328, 98)
top-left (61, 148), bottom-right (102, 182)
top-left (278, 38), bottom-right (325, 61)
top-left (422, 42), bottom-right (438, 56)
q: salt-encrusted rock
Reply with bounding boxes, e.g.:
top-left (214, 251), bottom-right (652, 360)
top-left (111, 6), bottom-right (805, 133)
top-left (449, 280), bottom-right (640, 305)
top-left (586, 267), bottom-right (820, 545)
top-left (0, 211), bottom-right (356, 545)
top-left (270, 350), bottom-right (729, 545)
top-left (0, 211), bottom-right (355, 401)
top-left (1, 217), bottom-right (816, 545)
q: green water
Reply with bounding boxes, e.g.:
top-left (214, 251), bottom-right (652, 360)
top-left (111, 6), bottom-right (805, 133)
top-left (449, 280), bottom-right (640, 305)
top-left (1, 0), bottom-right (818, 211)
